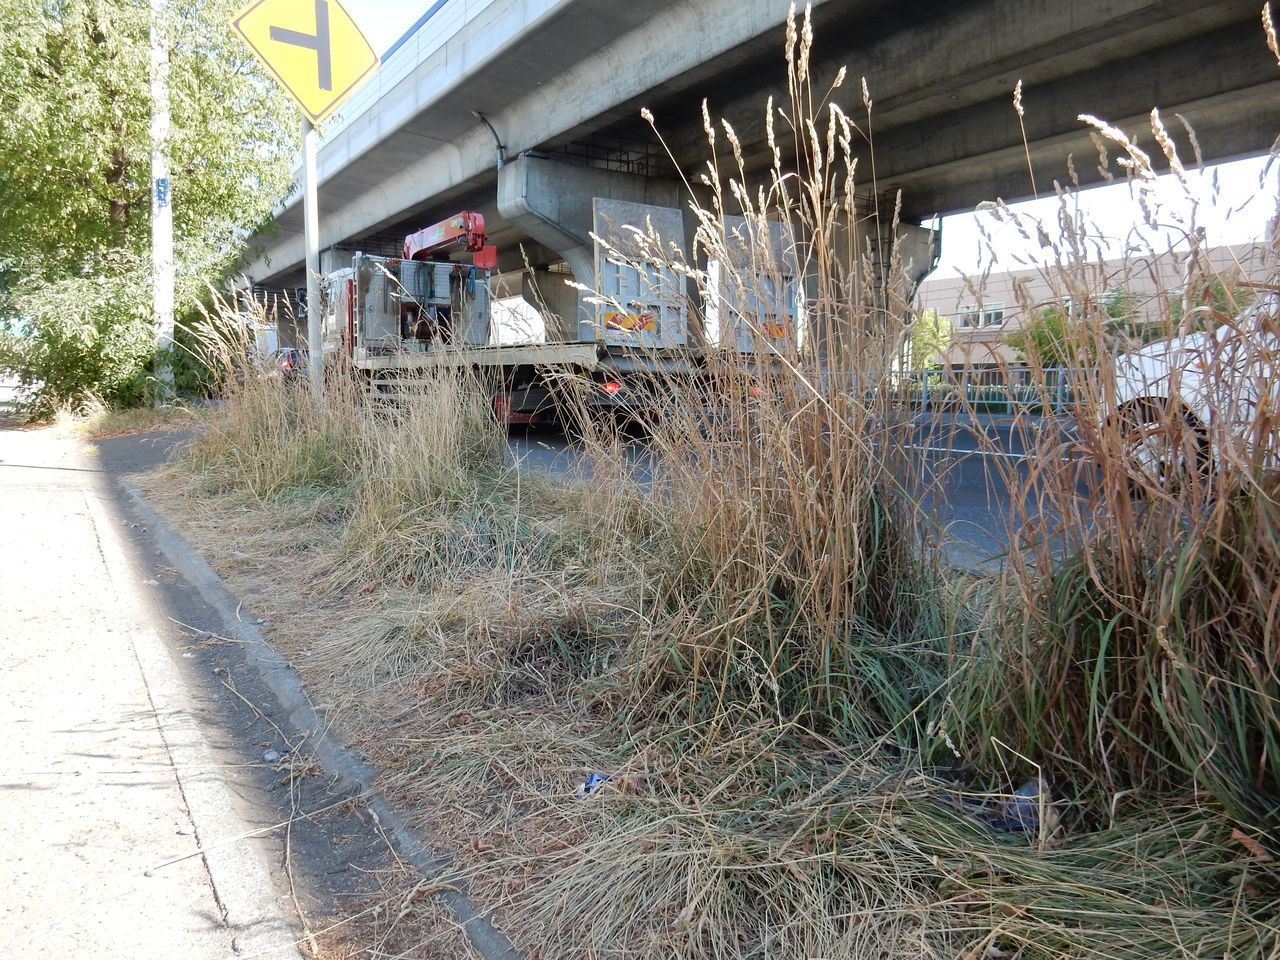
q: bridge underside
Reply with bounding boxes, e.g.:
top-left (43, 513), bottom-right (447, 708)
top-left (250, 0), bottom-right (1280, 288)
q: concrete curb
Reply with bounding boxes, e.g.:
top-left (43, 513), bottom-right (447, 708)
top-left (122, 485), bottom-right (521, 960)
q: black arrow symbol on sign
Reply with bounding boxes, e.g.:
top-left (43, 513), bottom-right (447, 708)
top-left (270, 0), bottom-right (332, 91)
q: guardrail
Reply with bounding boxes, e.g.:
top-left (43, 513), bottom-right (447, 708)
top-left (895, 368), bottom-right (1086, 416)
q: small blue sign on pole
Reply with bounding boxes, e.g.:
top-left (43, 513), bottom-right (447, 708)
top-left (155, 176), bottom-right (171, 209)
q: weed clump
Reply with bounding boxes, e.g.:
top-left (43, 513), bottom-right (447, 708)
top-left (180, 304), bottom-right (365, 500)
top-left (933, 117), bottom-right (1280, 834)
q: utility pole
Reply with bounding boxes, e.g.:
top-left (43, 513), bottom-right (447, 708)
top-left (302, 118), bottom-right (322, 400)
top-left (150, 0), bottom-right (175, 403)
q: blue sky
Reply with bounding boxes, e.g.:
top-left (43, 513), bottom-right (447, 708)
top-left (348, 2), bottom-right (440, 57)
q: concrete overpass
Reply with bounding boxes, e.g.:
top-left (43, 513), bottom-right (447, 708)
top-left (247, 0), bottom-right (1280, 296)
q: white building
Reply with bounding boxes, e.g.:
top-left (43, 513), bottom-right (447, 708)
top-left (915, 242), bottom-right (1272, 368)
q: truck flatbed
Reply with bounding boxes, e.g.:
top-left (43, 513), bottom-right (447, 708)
top-left (357, 342), bottom-right (603, 398)
top-left (355, 342), bottom-right (601, 372)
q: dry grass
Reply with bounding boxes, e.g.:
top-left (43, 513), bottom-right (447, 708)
top-left (930, 113), bottom-right (1280, 834)
top-left (52, 398), bottom-right (199, 438)
top-left (142, 7), bottom-right (1280, 957)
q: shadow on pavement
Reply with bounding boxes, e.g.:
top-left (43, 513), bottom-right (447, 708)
top-left (74, 426), bottom-right (398, 942)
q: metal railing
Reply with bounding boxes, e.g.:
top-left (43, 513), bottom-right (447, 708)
top-left (895, 367), bottom-right (1087, 416)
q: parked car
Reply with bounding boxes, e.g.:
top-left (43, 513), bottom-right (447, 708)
top-left (1107, 297), bottom-right (1278, 485)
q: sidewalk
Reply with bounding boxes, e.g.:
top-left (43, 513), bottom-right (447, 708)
top-left (0, 423), bottom-right (297, 958)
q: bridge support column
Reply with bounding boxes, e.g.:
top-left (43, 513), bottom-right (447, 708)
top-left (520, 267), bottom-right (579, 336)
top-left (803, 204), bottom-right (939, 364)
top-left (497, 155), bottom-right (685, 342)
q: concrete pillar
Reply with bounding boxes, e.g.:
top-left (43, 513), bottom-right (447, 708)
top-left (798, 199), bottom-right (940, 366)
top-left (520, 268), bottom-right (579, 338)
top-left (497, 155), bottom-right (684, 342)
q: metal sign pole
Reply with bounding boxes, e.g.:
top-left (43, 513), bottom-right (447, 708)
top-left (302, 116), bottom-right (323, 400)
top-left (150, 0), bottom-right (175, 403)
top-left (230, 0), bottom-right (378, 400)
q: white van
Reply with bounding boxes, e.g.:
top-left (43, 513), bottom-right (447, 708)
top-left (1107, 297), bottom-right (1278, 483)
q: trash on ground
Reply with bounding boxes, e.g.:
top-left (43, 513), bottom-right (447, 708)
top-left (987, 779), bottom-right (1044, 833)
top-left (575, 772), bottom-right (611, 798)
top-left (942, 778), bottom-right (1054, 836)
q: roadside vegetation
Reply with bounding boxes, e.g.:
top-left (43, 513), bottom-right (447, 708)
top-left (141, 8), bottom-right (1279, 957)
top-left (0, 0), bottom-right (296, 418)
top-left (50, 399), bottom-right (197, 439)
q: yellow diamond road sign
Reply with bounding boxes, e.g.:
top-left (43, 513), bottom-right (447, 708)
top-left (231, 0), bottom-right (378, 124)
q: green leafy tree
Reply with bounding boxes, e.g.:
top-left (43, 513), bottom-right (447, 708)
top-left (1006, 288), bottom-right (1140, 367)
top-left (12, 254), bottom-right (154, 412)
top-left (0, 0), bottom-right (297, 412)
top-left (1006, 304), bottom-right (1074, 367)
top-left (1166, 276), bottom-right (1256, 333)
top-left (909, 308), bottom-right (950, 369)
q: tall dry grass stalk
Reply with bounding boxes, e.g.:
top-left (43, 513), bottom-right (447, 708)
top-left (181, 295), bottom-right (366, 499)
top-left (338, 371), bottom-right (510, 587)
top-left (564, 11), bottom-right (955, 748)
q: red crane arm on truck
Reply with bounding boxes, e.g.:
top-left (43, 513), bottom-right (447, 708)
top-left (403, 211), bottom-right (498, 270)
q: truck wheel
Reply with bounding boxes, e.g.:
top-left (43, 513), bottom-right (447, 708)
top-left (1117, 400), bottom-right (1208, 494)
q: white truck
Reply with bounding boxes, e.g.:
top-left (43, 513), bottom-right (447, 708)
top-left (318, 203), bottom-right (751, 426)
top-left (316, 202), bottom-right (938, 427)
top-left (1108, 295), bottom-right (1279, 482)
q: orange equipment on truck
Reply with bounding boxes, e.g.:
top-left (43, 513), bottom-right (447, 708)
top-left (402, 211), bottom-right (498, 270)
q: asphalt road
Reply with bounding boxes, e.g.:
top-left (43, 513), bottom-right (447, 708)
top-left (904, 414), bottom-right (1080, 568)
top-left (506, 413), bottom-right (1080, 570)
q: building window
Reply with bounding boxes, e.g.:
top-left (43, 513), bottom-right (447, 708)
top-left (958, 302), bottom-right (1004, 328)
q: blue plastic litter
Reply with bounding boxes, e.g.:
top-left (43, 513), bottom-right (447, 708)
top-left (576, 772), bottom-right (611, 798)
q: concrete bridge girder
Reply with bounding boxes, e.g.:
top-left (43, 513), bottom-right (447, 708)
top-left (249, 0), bottom-right (804, 286)
top-left (657, 0), bottom-right (1278, 218)
top-left (497, 155), bottom-right (689, 341)
top-left (247, 0), bottom-right (1277, 290)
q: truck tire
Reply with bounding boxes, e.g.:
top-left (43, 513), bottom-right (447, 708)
top-left (1116, 399), bottom-right (1208, 494)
